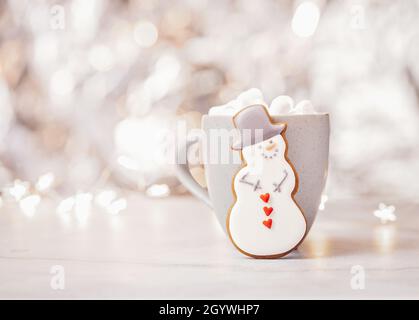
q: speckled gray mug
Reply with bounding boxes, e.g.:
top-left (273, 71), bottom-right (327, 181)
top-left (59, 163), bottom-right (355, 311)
top-left (176, 113), bottom-right (330, 233)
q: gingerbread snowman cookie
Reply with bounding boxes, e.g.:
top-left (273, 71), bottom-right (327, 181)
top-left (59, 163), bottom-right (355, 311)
top-left (227, 105), bottom-right (307, 258)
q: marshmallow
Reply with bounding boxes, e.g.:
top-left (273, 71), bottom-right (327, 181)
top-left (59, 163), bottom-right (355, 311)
top-left (208, 88), bottom-right (265, 115)
top-left (236, 88), bottom-right (265, 110)
top-left (208, 89), bottom-right (317, 116)
top-left (208, 104), bottom-right (236, 115)
top-left (290, 100), bottom-right (316, 114)
top-left (269, 95), bottom-right (294, 115)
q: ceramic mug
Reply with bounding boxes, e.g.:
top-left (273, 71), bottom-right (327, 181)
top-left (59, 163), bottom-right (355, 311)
top-left (176, 113), bottom-right (330, 233)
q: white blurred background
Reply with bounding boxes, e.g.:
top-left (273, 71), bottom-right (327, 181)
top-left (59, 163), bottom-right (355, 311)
top-left (0, 0), bottom-right (419, 217)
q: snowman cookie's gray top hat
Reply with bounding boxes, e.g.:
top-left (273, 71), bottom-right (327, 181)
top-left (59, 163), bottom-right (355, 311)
top-left (232, 104), bottom-right (285, 150)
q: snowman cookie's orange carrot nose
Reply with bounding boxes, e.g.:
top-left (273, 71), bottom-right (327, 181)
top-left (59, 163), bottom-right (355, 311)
top-left (265, 142), bottom-right (277, 151)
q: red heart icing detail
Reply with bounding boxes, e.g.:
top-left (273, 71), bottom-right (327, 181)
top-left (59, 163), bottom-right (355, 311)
top-left (263, 219), bottom-right (272, 229)
top-left (260, 193), bottom-right (270, 203)
top-left (263, 207), bottom-right (273, 216)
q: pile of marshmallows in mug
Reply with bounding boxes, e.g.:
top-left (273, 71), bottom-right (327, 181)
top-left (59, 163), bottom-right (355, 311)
top-left (208, 88), bottom-right (317, 116)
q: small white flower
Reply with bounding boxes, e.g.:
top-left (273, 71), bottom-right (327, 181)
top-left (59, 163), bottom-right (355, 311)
top-left (374, 203), bottom-right (397, 224)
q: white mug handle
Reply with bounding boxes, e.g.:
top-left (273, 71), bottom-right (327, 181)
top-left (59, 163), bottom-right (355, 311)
top-left (175, 136), bottom-right (213, 208)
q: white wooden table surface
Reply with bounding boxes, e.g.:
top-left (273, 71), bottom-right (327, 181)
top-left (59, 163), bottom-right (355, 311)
top-left (0, 194), bottom-right (418, 299)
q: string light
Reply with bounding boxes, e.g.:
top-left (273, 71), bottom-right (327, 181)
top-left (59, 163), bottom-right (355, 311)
top-left (95, 190), bottom-right (127, 215)
top-left (74, 192), bottom-right (93, 225)
top-left (50, 68), bottom-right (75, 96)
top-left (95, 189), bottom-right (116, 207)
top-left (19, 194), bottom-right (41, 217)
top-left (374, 203), bottom-right (397, 224)
top-left (0, 1), bottom-right (417, 212)
top-left (7, 180), bottom-right (29, 201)
top-left (133, 21), bottom-right (159, 48)
top-left (56, 197), bottom-right (76, 215)
top-left (36, 172), bottom-right (55, 192)
top-left (291, 1), bottom-right (320, 38)
top-left (88, 44), bottom-right (114, 72)
top-left (106, 198), bottom-right (127, 215)
top-left (114, 116), bottom-right (170, 174)
top-left (146, 184), bottom-right (170, 198)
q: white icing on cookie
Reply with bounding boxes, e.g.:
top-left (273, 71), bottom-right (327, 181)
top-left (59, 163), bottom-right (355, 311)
top-left (228, 133), bottom-right (306, 257)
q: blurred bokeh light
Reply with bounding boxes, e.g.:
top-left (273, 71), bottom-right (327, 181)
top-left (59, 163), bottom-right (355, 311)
top-left (0, 0), bottom-right (418, 217)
